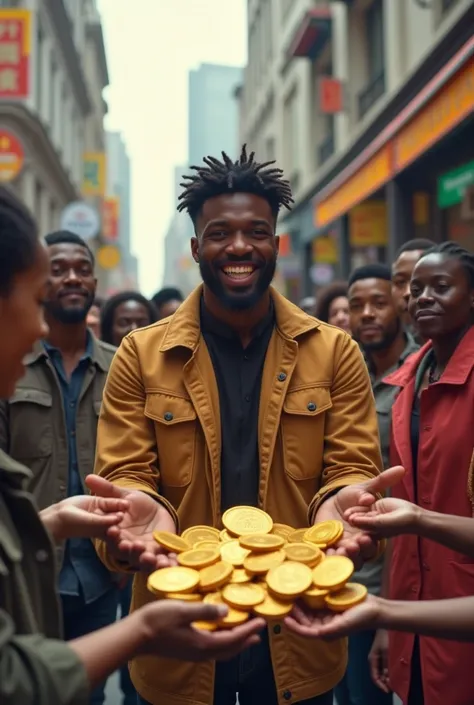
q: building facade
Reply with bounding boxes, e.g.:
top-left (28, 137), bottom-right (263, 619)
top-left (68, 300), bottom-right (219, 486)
top-left (161, 63), bottom-right (243, 292)
top-left (0, 0), bottom-right (112, 289)
top-left (239, 0), bottom-right (474, 299)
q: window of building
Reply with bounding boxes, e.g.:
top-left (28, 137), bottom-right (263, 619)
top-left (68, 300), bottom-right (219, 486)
top-left (358, 0), bottom-right (386, 118)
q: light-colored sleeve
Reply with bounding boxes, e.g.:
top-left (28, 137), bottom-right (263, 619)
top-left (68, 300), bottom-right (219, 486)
top-left (308, 335), bottom-right (383, 522)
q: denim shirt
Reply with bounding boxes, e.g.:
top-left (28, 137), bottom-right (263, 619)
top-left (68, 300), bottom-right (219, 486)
top-left (43, 333), bottom-right (114, 603)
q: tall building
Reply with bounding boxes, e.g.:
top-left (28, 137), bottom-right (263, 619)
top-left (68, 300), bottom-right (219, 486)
top-left (238, 0), bottom-right (474, 300)
top-left (161, 63), bottom-right (243, 290)
top-left (105, 130), bottom-right (137, 292)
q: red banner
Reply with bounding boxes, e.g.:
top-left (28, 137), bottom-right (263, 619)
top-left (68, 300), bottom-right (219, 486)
top-left (0, 10), bottom-right (31, 99)
top-left (102, 197), bottom-right (120, 241)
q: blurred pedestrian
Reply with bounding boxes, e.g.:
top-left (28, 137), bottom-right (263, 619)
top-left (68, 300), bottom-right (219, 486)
top-left (151, 286), bottom-right (184, 319)
top-left (100, 291), bottom-right (157, 347)
top-left (391, 238), bottom-right (434, 341)
top-left (299, 296), bottom-right (316, 315)
top-left (314, 281), bottom-right (350, 333)
top-left (87, 297), bottom-right (104, 338)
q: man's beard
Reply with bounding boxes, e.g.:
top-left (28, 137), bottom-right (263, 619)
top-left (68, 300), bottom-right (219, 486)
top-left (357, 318), bottom-right (401, 353)
top-left (43, 293), bottom-right (94, 324)
top-left (199, 257), bottom-right (276, 311)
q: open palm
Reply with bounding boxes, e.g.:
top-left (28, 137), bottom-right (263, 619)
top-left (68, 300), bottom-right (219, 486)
top-left (285, 595), bottom-right (381, 640)
top-left (345, 497), bottom-right (420, 538)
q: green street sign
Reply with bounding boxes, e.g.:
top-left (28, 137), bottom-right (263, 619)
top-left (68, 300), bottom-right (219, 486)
top-left (437, 161), bottom-right (474, 209)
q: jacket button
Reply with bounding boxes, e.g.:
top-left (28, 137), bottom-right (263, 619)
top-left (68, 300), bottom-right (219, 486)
top-left (35, 549), bottom-right (49, 563)
top-left (283, 690), bottom-right (292, 700)
top-left (278, 372), bottom-right (287, 382)
top-left (164, 412), bottom-right (174, 422)
top-left (307, 402), bottom-right (316, 411)
top-left (273, 624), bottom-right (281, 635)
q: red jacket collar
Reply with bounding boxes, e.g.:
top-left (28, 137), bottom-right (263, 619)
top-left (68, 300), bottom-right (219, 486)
top-left (384, 325), bottom-right (474, 388)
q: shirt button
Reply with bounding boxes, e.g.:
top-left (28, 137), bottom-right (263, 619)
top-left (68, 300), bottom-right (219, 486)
top-left (164, 412), bottom-right (174, 422)
top-left (278, 372), bottom-right (287, 382)
top-left (35, 549), bottom-right (49, 563)
top-left (273, 624), bottom-right (281, 635)
top-left (70, 430), bottom-right (76, 437)
top-left (283, 690), bottom-right (292, 700)
top-left (411, 586), bottom-right (418, 593)
top-left (243, 354), bottom-right (250, 361)
top-left (307, 402), bottom-right (317, 412)
top-left (245, 395), bottom-right (251, 403)
top-left (69, 401), bottom-right (76, 408)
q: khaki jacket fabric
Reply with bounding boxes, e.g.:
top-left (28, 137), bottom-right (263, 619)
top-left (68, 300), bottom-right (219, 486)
top-left (95, 286), bottom-right (383, 705)
top-left (0, 449), bottom-right (89, 705)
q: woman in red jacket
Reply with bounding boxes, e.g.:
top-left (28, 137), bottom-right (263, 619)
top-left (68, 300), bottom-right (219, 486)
top-left (377, 241), bottom-right (474, 705)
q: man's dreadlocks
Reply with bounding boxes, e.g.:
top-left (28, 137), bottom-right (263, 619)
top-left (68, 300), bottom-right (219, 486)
top-left (177, 144), bottom-right (294, 224)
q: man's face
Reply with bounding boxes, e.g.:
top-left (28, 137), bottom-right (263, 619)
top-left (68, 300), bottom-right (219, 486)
top-left (159, 299), bottom-right (182, 319)
top-left (392, 250), bottom-right (425, 329)
top-left (349, 278), bottom-right (400, 351)
top-left (191, 192), bottom-right (279, 311)
top-left (43, 242), bottom-right (96, 324)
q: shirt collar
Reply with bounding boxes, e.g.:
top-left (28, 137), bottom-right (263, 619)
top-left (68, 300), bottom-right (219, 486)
top-left (42, 329), bottom-right (93, 362)
top-left (367, 332), bottom-right (420, 383)
top-left (200, 297), bottom-right (275, 341)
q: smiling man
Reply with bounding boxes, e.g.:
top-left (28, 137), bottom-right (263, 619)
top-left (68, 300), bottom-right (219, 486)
top-left (0, 230), bottom-right (118, 705)
top-left (94, 146), bottom-right (389, 705)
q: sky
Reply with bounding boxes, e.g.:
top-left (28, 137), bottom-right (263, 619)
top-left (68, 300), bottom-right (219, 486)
top-left (97, 0), bottom-right (247, 296)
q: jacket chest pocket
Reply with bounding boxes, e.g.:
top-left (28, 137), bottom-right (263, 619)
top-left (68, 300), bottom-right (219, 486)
top-left (144, 392), bottom-right (197, 487)
top-left (9, 389), bottom-right (53, 459)
top-left (281, 386), bottom-right (332, 480)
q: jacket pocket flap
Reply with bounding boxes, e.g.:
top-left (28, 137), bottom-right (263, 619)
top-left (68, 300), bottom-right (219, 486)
top-left (10, 389), bottom-right (53, 407)
top-left (145, 393), bottom-right (197, 425)
top-left (283, 386), bottom-right (332, 416)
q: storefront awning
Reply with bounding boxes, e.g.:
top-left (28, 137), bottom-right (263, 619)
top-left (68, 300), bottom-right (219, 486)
top-left (287, 7), bottom-right (332, 61)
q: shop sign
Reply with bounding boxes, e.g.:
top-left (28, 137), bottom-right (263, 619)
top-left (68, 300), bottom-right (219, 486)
top-left (102, 197), bottom-right (120, 240)
top-left (315, 146), bottom-right (393, 229)
top-left (312, 234), bottom-right (338, 264)
top-left (310, 264), bottom-right (334, 286)
top-left (279, 233), bottom-right (292, 257)
top-left (60, 201), bottom-right (100, 240)
top-left (438, 161), bottom-right (474, 209)
top-left (0, 128), bottom-right (24, 182)
top-left (0, 9), bottom-right (31, 99)
top-left (394, 58), bottom-right (474, 173)
top-left (349, 201), bottom-right (388, 247)
top-left (82, 152), bottom-right (106, 196)
top-left (97, 244), bottom-right (121, 270)
top-left (319, 77), bottom-right (344, 114)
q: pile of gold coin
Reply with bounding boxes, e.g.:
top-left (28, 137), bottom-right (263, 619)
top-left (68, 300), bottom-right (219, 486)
top-left (147, 507), bottom-right (367, 631)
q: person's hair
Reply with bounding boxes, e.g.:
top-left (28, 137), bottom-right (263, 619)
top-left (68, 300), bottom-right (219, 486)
top-left (0, 186), bottom-right (39, 296)
top-left (348, 263), bottom-right (392, 288)
top-left (394, 238), bottom-right (435, 260)
top-left (177, 144), bottom-right (294, 225)
top-left (44, 230), bottom-right (95, 265)
top-left (92, 296), bottom-right (104, 310)
top-left (100, 291), bottom-right (158, 345)
top-left (314, 282), bottom-right (348, 323)
top-left (420, 241), bottom-right (474, 288)
top-left (151, 287), bottom-right (184, 310)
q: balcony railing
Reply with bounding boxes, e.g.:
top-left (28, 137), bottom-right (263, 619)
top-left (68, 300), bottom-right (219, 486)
top-left (318, 134), bottom-right (335, 166)
top-left (358, 70), bottom-right (385, 119)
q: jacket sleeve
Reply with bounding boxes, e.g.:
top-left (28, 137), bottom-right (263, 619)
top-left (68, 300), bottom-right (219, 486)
top-left (0, 610), bottom-right (89, 705)
top-left (0, 399), bottom-right (9, 452)
top-left (308, 334), bottom-right (383, 522)
top-left (94, 335), bottom-right (179, 572)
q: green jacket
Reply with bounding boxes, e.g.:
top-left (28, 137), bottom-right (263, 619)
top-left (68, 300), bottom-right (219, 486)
top-left (0, 448), bottom-right (89, 704)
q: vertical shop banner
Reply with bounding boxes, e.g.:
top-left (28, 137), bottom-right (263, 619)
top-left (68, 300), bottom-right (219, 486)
top-left (82, 153), bottom-right (106, 196)
top-left (349, 202), bottom-right (388, 247)
top-left (319, 77), bottom-right (344, 114)
top-left (0, 9), bottom-right (32, 99)
top-left (102, 197), bottom-right (120, 241)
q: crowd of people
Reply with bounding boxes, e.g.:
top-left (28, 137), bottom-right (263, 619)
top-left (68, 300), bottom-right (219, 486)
top-left (0, 143), bottom-right (473, 705)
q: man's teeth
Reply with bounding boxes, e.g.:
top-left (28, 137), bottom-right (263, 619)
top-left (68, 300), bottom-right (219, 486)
top-left (223, 266), bottom-right (254, 276)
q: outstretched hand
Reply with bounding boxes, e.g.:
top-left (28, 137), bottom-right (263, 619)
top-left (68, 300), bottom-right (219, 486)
top-left (41, 494), bottom-right (129, 542)
top-left (345, 496), bottom-right (421, 539)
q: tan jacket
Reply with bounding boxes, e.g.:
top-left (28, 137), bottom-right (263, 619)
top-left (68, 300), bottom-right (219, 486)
top-left (95, 286), bottom-right (383, 705)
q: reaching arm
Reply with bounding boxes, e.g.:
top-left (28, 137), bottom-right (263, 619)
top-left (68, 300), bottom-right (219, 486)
top-left (377, 596), bottom-right (474, 642)
top-left (417, 510), bottom-right (474, 558)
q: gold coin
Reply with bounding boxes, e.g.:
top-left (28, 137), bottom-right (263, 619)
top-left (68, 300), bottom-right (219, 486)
top-left (266, 561), bottom-right (313, 599)
top-left (271, 523), bottom-right (295, 539)
top-left (199, 561), bottom-right (233, 592)
top-left (243, 549), bottom-right (286, 575)
top-left (222, 506), bottom-right (273, 537)
top-left (325, 583), bottom-right (368, 612)
top-left (192, 621), bottom-right (217, 631)
top-left (229, 568), bottom-right (252, 584)
top-left (177, 547), bottom-right (220, 569)
top-left (219, 540), bottom-right (250, 566)
top-left (288, 528), bottom-right (310, 543)
top-left (305, 520), bottom-right (344, 547)
top-left (195, 540), bottom-right (222, 550)
top-left (284, 542), bottom-right (323, 567)
top-left (147, 566), bottom-right (199, 595)
top-left (153, 531), bottom-right (191, 554)
top-left (222, 582), bottom-right (266, 610)
top-left (239, 534), bottom-right (285, 552)
top-left (203, 591), bottom-right (249, 627)
top-left (312, 555), bottom-right (354, 590)
top-left (302, 587), bottom-right (328, 610)
top-left (166, 592), bottom-right (202, 602)
top-left (219, 528), bottom-right (234, 543)
top-left (253, 593), bottom-right (293, 618)
top-left (181, 525), bottom-right (220, 546)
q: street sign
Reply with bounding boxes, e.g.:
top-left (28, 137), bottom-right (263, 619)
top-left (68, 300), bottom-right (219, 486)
top-left (438, 161), bottom-right (474, 209)
top-left (60, 201), bottom-right (100, 240)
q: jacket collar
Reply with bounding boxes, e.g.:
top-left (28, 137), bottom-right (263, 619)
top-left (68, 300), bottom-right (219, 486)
top-left (384, 325), bottom-right (474, 388)
top-left (159, 285), bottom-right (320, 352)
top-left (24, 332), bottom-right (111, 372)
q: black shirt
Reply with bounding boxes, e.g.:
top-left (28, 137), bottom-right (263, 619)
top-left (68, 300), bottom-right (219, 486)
top-left (200, 299), bottom-right (275, 512)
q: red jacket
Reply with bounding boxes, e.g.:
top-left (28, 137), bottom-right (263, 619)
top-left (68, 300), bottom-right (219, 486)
top-left (384, 326), bottom-right (474, 705)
